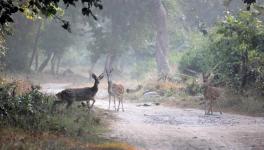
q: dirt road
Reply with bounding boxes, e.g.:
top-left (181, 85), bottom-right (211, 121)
top-left (42, 83), bottom-right (264, 150)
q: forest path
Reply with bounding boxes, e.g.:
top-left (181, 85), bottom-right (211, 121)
top-left (41, 83), bottom-right (264, 150)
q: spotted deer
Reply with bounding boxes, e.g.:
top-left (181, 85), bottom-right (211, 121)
top-left (203, 73), bottom-right (223, 115)
top-left (106, 69), bottom-right (125, 111)
top-left (52, 73), bottom-right (104, 111)
top-left (7, 80), bottom-right (40, 97)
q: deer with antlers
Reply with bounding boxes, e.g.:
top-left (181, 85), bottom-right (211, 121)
top-left (52, 72), bottom-right (104, 111)
top-left (202, 73), bottom-right (223, 115)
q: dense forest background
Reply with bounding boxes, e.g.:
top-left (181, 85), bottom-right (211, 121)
top-left (1, 0), bottom-right (263, 93)
top-left (1, 0), bottom-right (264, 149)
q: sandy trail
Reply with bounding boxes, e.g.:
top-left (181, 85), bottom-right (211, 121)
top-left (41, 83), bottom-right (264, 150)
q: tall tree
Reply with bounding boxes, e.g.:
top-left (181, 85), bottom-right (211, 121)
top-left (152, 0), bottom-right (170, 78)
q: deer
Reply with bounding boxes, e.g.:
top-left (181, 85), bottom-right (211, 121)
top-left (6, 80), bottom-right (41, 97)
top-left (106, 68), bottom-right (125, 111)
top-left (52, 72), bottom-right (104, 111)
top-left (202, 73), bottom-right (223, 115)
top-left (126, 85), bottom-right (143, 93)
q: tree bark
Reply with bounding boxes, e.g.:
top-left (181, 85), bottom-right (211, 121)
top-left (50, 52), bottom-right (56, 75)
top-left (29, 21), bottom-right (41, 70)
top-left (38, 51), bottom-right (52, 72)
top-left (56, 55), bottom-right (61, 75)
top-left (34, 49), bottom-right (39, 71)
top-left (241, 49), bottom-right (248, 88)
top-left (153, 0), bottom-right (170, 79)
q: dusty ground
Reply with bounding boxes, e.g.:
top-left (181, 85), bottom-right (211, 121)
top-left (42, 83), bottom-right (264, 150)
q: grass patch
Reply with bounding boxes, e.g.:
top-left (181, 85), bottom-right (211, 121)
top-left (0, 81), bottom-right (134, 149)
top-left (0, 127), bottom-right (135, 150)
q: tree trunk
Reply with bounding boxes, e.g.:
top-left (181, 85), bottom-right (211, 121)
top-left (50, 52), bottom-right (56, 75)
top-left (29, 21), bottom-right (41, 70)
top-left (153, 0), bottom-right (170, 79)
top-left (56, 55), bottom-right (61, 75)
top-left (34, 49), bottom-right (39, 71)
top-left (241, 49), bottom-right (248, 88)
top-left (38, 51), bottom-right (52, 72)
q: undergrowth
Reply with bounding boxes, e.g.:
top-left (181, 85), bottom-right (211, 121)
top-left (0, 82), bottom-right (134, 150)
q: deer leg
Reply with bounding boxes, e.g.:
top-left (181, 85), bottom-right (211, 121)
top-left (209, 100), bottom-right (213, 115)
top-left (86, 100), bottom-right (90, 109)
top-left (117, 97), bottom-right (121, 111)
top-left (89, 98), bottom-right (95, 110)
top-left (216, 100), bottom-right (222, 115)
top-left (52, 100), bottom-right (64, 112)
top-left (66, 100), bottom-right (73, 109)
top-left (108, 95), bottom-right (111, 109)
top-left (204, 100), bottom-right (207, 115)
top-left (114, 96), bottom-right (116, 111)
top-left (121, 96), bottom-right (124, 112)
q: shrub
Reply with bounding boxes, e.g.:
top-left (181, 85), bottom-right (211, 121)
top-left (0, 85), bottom-right (53, 130)
top-left (179, 11), bottom-right (264, 94)
top-left (178, 33), bottom-right (211, 75)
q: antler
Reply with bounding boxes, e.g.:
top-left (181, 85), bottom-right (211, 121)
top-left (98, 72), bottom-right (104, 80)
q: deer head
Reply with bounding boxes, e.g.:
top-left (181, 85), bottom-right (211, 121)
top-left (202, 72), bottom-right (215, 87)
top-left (92, 72), bottom-right (104, 84)
top-left (106, 68), bottom-right (113, 82)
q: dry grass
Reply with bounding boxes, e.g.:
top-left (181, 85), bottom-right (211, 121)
top-left (89, 143), bottom-right (135, 150)
top-left (220, 90), bottom-right (264, 116)
top-left (144, 80), bottom-right (185, 91)
top-left (0, 128), bottom-right (135, 150)
top-left (162, 87), bottom-right (264, 117)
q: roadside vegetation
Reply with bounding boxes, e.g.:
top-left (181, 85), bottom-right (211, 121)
top-left (1, 0), bottom-right (264, 149)
top-left (131, 11), bottom-right (264, 116)
top-left (0, 80), bottom-right (134, 150)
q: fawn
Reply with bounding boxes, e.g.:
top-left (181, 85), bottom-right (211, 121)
top-left (202, 73), bottom-right (223, 115)
top-left (106, 69), bottom-right (125, 111)
top-left (52, 72), bottom-right (104, 111)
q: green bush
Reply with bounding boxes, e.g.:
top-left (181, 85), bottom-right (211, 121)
top-left (185, 79), bottom-right (202, 96)
top-left (0, 83), bottom-right (105, 142)
top-left (178, 33), bottom-right (211, 75)
top-left (0, 85), bottom-right (53, 130)
top-left (208, 11), bottom-right (264, 92)
top-left (179, 11), bottom-right (264, 94)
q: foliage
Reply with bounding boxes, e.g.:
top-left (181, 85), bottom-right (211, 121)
top-left (0, 82), bottom-right (109, 144)
top-left (0, 27), bottom-right (7, 69)
top-left (0, 85), bottom-right (53, 130)
top-left (131, 57), bottom-right (156, 79)
top-left (178, 33), bottom-right (211, 75)
top-left (185, 78), bottom-right (202, 96)
top-left (0, 0), bottom-right (102, 31)
top-left (209, 11), bottom-right (264, 91)
top-left (179, 11), bottom-right (264, 93)
top-left (39, 20), bottom-right (73, 56)
top-left (5, 15), bottom-right (38, 71)
top-left (0, 80), bottom-right (135, 149)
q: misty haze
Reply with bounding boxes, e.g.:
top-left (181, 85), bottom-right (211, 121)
top-left (1, 0), bottom-right (264, 150)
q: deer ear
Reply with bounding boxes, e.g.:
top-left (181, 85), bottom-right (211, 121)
top-left (92, 73), bottom-right (96, 79)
